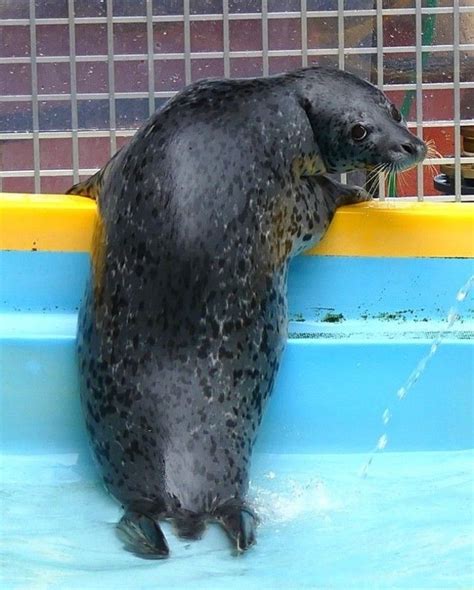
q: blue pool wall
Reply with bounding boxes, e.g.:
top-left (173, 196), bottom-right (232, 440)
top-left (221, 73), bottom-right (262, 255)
top-left (1, 251), bottom-right (473, 456)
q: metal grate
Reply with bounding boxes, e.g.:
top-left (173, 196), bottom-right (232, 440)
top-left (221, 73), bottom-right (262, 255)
top-left (0, 1), bottom-right (473, 200)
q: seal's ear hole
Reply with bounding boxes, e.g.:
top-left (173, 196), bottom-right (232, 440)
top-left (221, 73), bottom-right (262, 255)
top-left (298, 95), bottom-right (320, 147)
top-left (390, 104), bottom-right (402, 123)
top-left (351, 124), bottom-right (368, 142)
top-left (300, 97), bottom-right (312, 116)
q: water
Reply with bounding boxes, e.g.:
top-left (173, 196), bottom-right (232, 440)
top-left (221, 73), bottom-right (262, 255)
top-left (361, 275), bottom-right (474, 477)
top-left (1, 450), bottom-right (472, 589)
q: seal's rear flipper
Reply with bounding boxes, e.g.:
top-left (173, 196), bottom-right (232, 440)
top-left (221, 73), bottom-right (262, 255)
top-left (66, 146), bottom-right (123, 199)
top-left (66, 171), bottom-right (102, 199)
top-left (117, 510), bottom-right (169, 559)
top-left (215, 503), bottom-right (257, 552)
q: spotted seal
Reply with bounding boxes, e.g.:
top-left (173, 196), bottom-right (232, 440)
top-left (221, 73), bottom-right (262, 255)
top-left (69, 67), bottom-right (426, 558)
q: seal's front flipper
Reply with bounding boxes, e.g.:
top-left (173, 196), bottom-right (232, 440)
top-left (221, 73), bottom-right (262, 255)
top-left (215, 503), bottom-right (257, 552)
top-left (117, 510), bottom-right (169, 559)
top-left (316, 175), bottom-right (372, 208)
top-left (335, 184), bottom-right (372, 207)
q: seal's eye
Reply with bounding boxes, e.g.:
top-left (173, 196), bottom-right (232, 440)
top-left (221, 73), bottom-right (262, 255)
top-left (351, 124), bottom-right (368, 142)
top-left (391, 105), bottom-right (402, 123)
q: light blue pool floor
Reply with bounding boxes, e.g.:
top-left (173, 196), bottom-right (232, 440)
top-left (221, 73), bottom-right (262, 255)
top-left (1, 450), bottom-right (472, 590)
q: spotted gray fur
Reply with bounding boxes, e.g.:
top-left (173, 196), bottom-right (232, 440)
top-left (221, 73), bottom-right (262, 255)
top-left (73, 67), bottom-right (426, 558)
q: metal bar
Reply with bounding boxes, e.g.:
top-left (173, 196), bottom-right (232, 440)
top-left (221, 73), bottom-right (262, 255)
top-left (146, 0), bottom-right (155, 116)
top-left (4, 155), bottom-right (473, 175)
top-left (389, 195), bottom-right (473, 203)
top-left (183, 0), bottom-right (191, 84)
top-left (2, 43), bottom-right (473, 65)
top-left (301, 0), bottom-right (308, 68)
top-left (376, 0), bottom-right (385, 200)
top-left (106, 0), bottom-right (117, 155)
top-left (415, 0), bottom-right (424, 201)
top-left (423, 156), bottom-right (474, 164)
top-left (3, 154), bottom-right (473, 174)
top-left (223, 0), bottom-right (230, 77)
top-left (0, 169), bottom-right (101, 178)
top-left (4, 127), bottom-right (474, 143)
top-left (385, 81), bottom-right (474, 90)
top-left (1, 92), bottom-right (176, 103)
top-left (0, 130), bottom-right (138, 141)
top-left (376, 0), bottom-right (383, 90)
top-left (29, 0), bottom-right (40, 193)
top-left (262, 0), bottom-right (269, 76)
top-left (68, 0), bottom-right (79, 184)
top-left (3, 6), bottom-right (473, 26)
top-left (3, 81), bottom-right (474, 103)
top-left (337, 0), bottom-right (345, 70)
top-left (337, 0), bottom-right (346, 186)
top-left (453, 0), bottom-right (462, 202)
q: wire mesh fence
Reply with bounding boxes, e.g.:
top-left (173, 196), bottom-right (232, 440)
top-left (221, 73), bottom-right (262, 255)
top-left (0, 0), bottom-right (473, 200)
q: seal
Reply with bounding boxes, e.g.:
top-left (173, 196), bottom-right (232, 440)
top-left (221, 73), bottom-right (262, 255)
top-left (70, 67), bottom-right (426, 558)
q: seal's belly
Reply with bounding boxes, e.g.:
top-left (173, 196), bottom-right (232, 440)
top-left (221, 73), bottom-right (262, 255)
top-left (78, 277), bottom-right (286, 513)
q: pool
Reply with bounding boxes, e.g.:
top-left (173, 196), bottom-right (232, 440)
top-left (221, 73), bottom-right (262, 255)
top-left (1, 195), bottom-right (473, 589)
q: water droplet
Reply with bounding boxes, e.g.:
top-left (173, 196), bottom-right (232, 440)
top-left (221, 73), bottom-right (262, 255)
top-left (447, 310), bottom-right (459, 325)
top-left (360, 275), bottom-right (472, 477)
top-left (360, 462), bottom-right (369, 478)
top-left (377, 434), bottom-right (388, 450)
top-left (456, 276), bottom-right (474, 301)
top-left (397, 387), bottom-right (406, 399)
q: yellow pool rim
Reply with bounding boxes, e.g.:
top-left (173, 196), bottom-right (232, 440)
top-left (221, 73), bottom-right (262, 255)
top-left (0, 193), bottom-right (473, 258)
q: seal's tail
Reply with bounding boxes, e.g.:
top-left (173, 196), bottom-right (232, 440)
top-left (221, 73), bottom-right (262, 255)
top-left (173, 510), bottom-right (207, 540)
top-left (116, 509), bottom-right (169, 560)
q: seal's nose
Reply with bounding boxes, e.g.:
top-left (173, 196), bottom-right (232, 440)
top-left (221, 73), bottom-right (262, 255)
top-left (401, 143), bottom-right (416, 156)
top-left (396, 136), bottom-right (427, 162)
top-left (387, 134), bottom-right (427, 170)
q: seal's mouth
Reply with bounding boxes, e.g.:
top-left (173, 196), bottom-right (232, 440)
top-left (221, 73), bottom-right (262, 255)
top-left (364, 138), bottom-right (428, 194)
top-left (363, 134), bottom-right (427, 178)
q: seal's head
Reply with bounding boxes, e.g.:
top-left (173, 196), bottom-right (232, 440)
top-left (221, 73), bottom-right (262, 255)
top-left (296, 67), bottom-right (427, 174)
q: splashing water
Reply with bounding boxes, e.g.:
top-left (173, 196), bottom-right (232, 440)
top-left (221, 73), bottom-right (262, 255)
top-left (250, 476), bottom-right (341, 524)
top-left (360, 275), bottom-right (474, 478)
